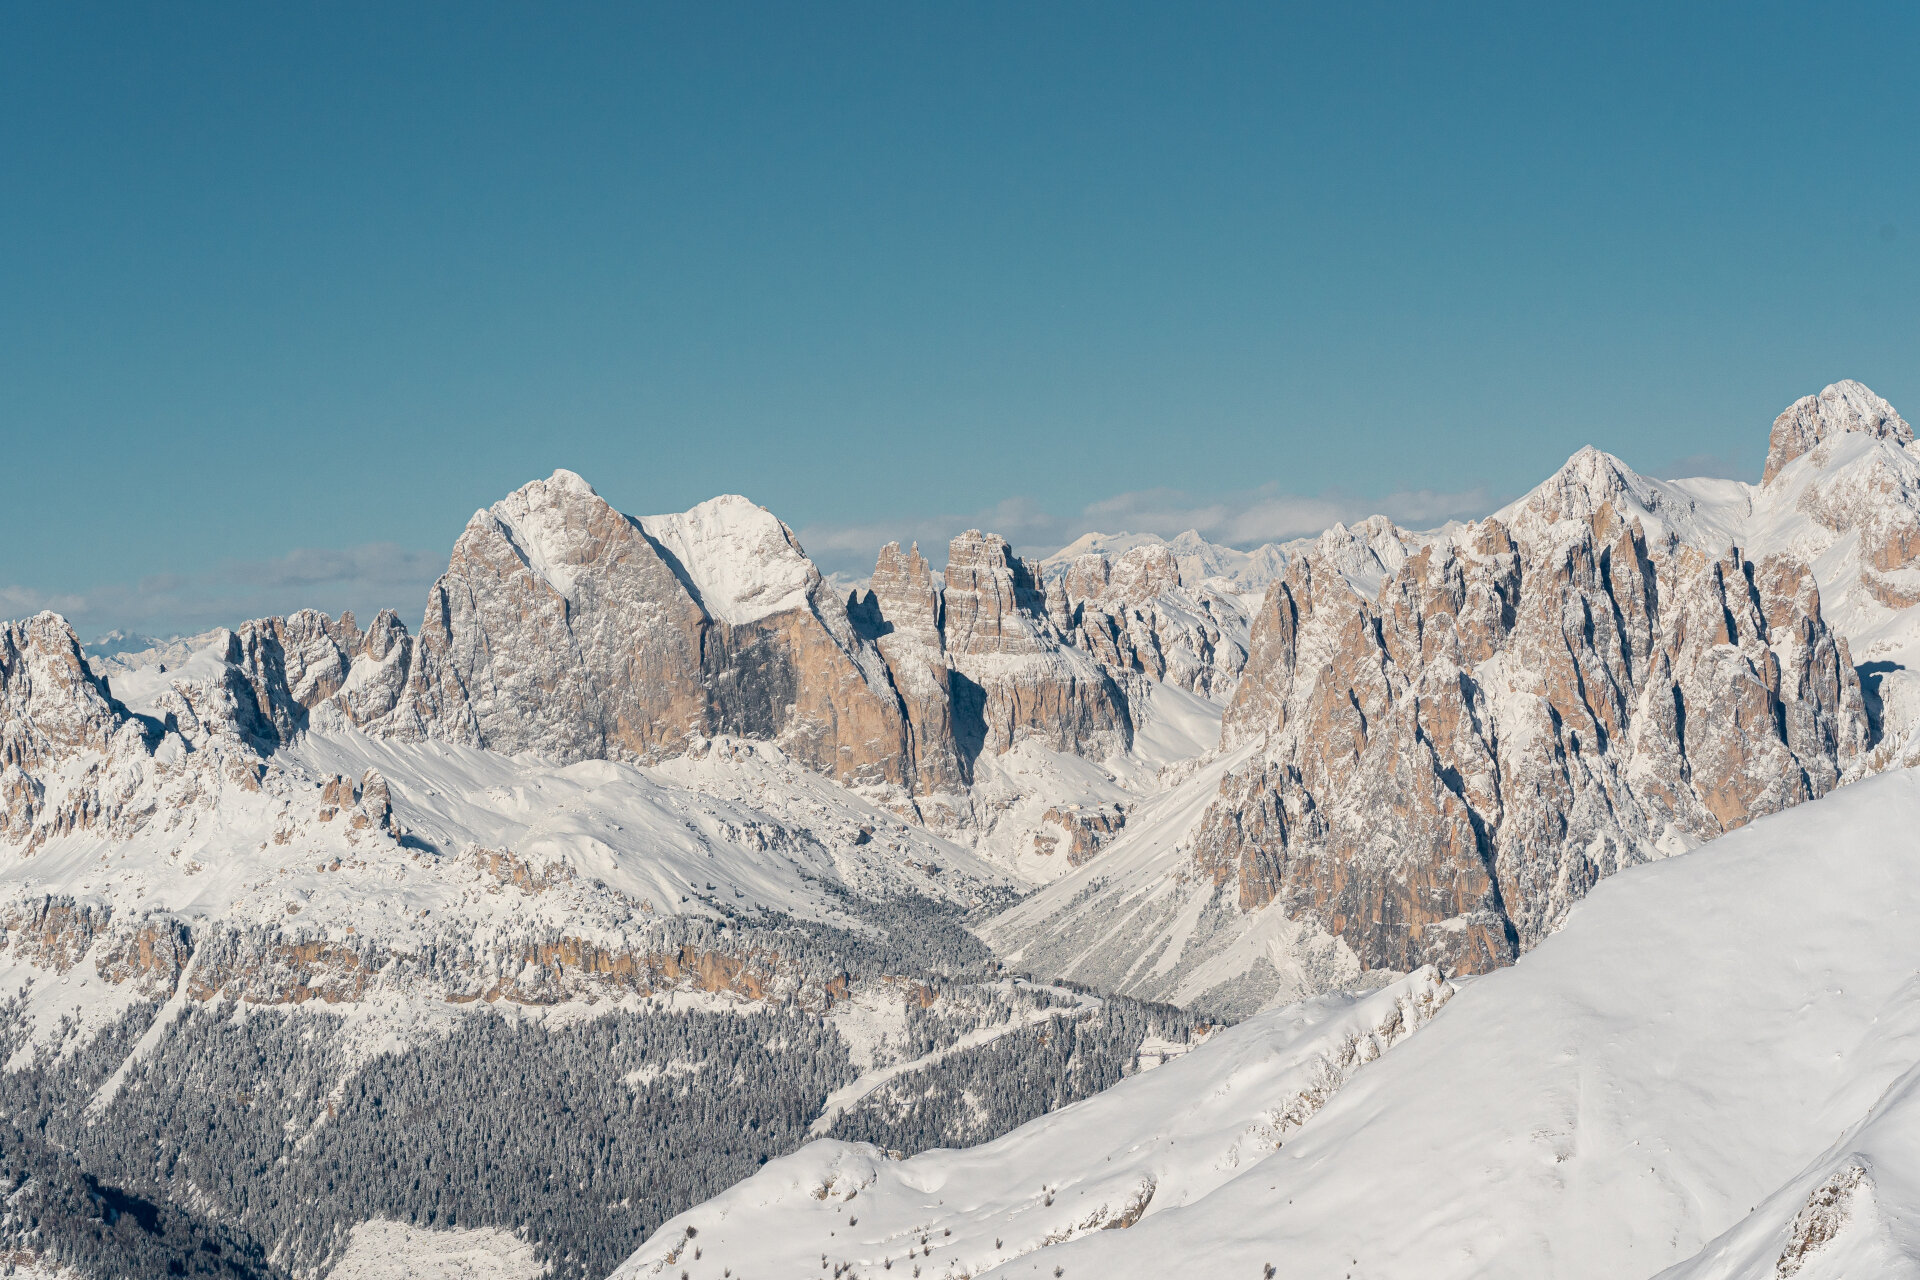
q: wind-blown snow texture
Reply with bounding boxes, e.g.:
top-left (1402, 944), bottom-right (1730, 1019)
top-left (622, 767), bottom-right (1920, 1280)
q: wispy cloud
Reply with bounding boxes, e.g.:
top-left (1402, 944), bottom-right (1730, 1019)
top-left (797, 482), bottom-right (1495, 578)
top-left (223, 543), bottom-right (444, 591)
top-left (13, 482), bottom-right (1502, 637)
top-left (1653, 451), bottom-right (1757, 482)
top-left (1080, 483), bottom-right (1492, 547)
top-left (1, 543), bottom-right (444, 642)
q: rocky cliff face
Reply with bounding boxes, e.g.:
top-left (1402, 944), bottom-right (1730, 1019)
top-left (313, 476), bottom-right (918, 793)
top-left (1, 614), bottom-right (125, 773)
top-left (0, 615), bottom-right (138, 848)
top-left (975, 382), bottom-right (1920, 1010)
top-left (936, 531), bottom-right (1133, 760)
top-left (1051, 543), bottom-right (1250, 699)
top-left (0, 599), bottom-right (1013, 1033)
top-left (10, 379), bottom-right (1915, 1013)
top-left (1193, 483), bottom-right (1867, 974)
top-left (197, 478), bottom-right (1166, 815)
top-left (860, 541), bottom-right (968, 799)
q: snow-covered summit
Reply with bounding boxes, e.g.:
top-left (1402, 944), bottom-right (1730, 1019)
top-left (1043, 528), bottom-right (1286, 594)
top-left (466, 467), bottom-right (612, 600)
top-left (1494, 444), bottom-right (1740, 550)
top-left (640, 494), bottom-right (820, 626)
top-left (1765, 377), bottom-right (1913, 483)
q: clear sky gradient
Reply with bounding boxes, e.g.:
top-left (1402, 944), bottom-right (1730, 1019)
top-left (3, 3), bottom-right (1917, 636)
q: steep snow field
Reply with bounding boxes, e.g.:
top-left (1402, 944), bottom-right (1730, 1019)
top-left (639, 493), bottom-right (820, 626)
top-left (975, 739), bottom-right (1372, 1014)
top-left (620, 768), bottom-right (1920, 1280)
top-left (956, 679), bottom-right (1226, 883)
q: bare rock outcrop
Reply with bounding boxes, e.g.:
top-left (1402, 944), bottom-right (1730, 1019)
top-left (861, 542), bottom-right (969, 797)
top-left (1053, 543), bottom-right (1250, 699)
top-left (1, 614), bottom-right (151, 846)
top-left (939, 531), bottom-right (1133, 759)
top-left (1, 613), bottom-right (124, 771)
top-left (314, 474), bottom-right (917, 792)
top-left (851, 532), bottom-right (1134, 799)
top-left (1196, 485), bottom-right (1868, 974)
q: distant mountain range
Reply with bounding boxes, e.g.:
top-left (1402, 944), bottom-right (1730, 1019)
top-left (2, 379), bottom-right (1916, 1277)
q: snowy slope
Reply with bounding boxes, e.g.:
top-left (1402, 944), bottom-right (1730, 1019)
top-left (639, 494), bottom-right (821, 625)
top-left (328, 1221), bottom-right (542, 1280)
top-left (15, 725), bottom-right (1001, 941)
top-left (1659, 1069), bottom-right (1920, 1279)
top-left (0, 718), bottom-right (1011, 1060)
top-left (618, 766), bottom-right (1920, 1280)
top-left (613, 968), bottom-right (1451, 1280)
top-left (953, 680), bottom-right (1227, 884)
top-left (974, 740), bottom-right (1381, 1017)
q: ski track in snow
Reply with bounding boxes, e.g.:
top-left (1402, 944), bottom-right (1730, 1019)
top-left (810, 982), bottom-right (1101, 1137)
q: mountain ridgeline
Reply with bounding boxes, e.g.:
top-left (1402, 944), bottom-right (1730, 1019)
top-left (0, 379), bottom-right (1915, 1277)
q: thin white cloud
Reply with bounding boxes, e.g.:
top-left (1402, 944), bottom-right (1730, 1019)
top-left (225, 543), bottom-right (444, 590)
top-left (1, 543), bottom-right (445, 641)
top-left (796, 497), bottom-right (1069, 567)
top-left (13, 483), bottom-right (1502, 638)
top-left (797, 482), bottom-right (1495, 578)
top-left (1654, 451), bottom-right (1756, 482)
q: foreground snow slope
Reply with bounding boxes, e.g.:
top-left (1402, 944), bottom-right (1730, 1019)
top-left (614, 968), bottom-right (1452, 1280)
top-left (620, 767), bottom-right (1920, 1280)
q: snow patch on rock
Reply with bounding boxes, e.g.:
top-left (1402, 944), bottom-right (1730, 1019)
top-left (641, 494), bottom-right (820, 625)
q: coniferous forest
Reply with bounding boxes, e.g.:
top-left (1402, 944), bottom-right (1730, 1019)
top-left (0, 899), bottom-right (1206, 1279)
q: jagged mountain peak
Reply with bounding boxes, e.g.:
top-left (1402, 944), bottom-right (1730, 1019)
top-left (1, 612), bottom-right (127, 774)
top-left (535, 465), bottom-right (599, 495)
top-left (1765, 379), bottom-right (1911, 484)
top-left (1511, 444), bottom-right (1647, 516)
top-left (1045, 529), bottom-right (1170, 566)
top-left (946, 527), bottom-right (1023, 565)
top-left (1304, 515), bottom-right (1415, 601)
top-left (466, 467), bottom-right (626, 600)
top-left (462, 474), bottom-right (825, 627)
top-left (1043, 528), bottom-right (1287, 594)
top-left (1497, 443), bottom-right (1739, 552)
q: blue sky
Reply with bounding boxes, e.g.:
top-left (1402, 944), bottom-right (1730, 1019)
top-left (3, 3), bottom-right (1916, 636)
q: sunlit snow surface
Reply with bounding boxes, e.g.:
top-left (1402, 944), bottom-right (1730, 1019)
top-left (618, 769), bottom-right (1920, 1280)
top-left (0, 722), bottom-right (1012, 1062)
top-left (640, 493), bottom-right (820, 625)
top-left (328, 1220), bottom-right (542, 1280)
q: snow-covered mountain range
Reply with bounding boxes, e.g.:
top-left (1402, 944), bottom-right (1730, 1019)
top-left (2, 378), bottom-right (1917, 1277)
